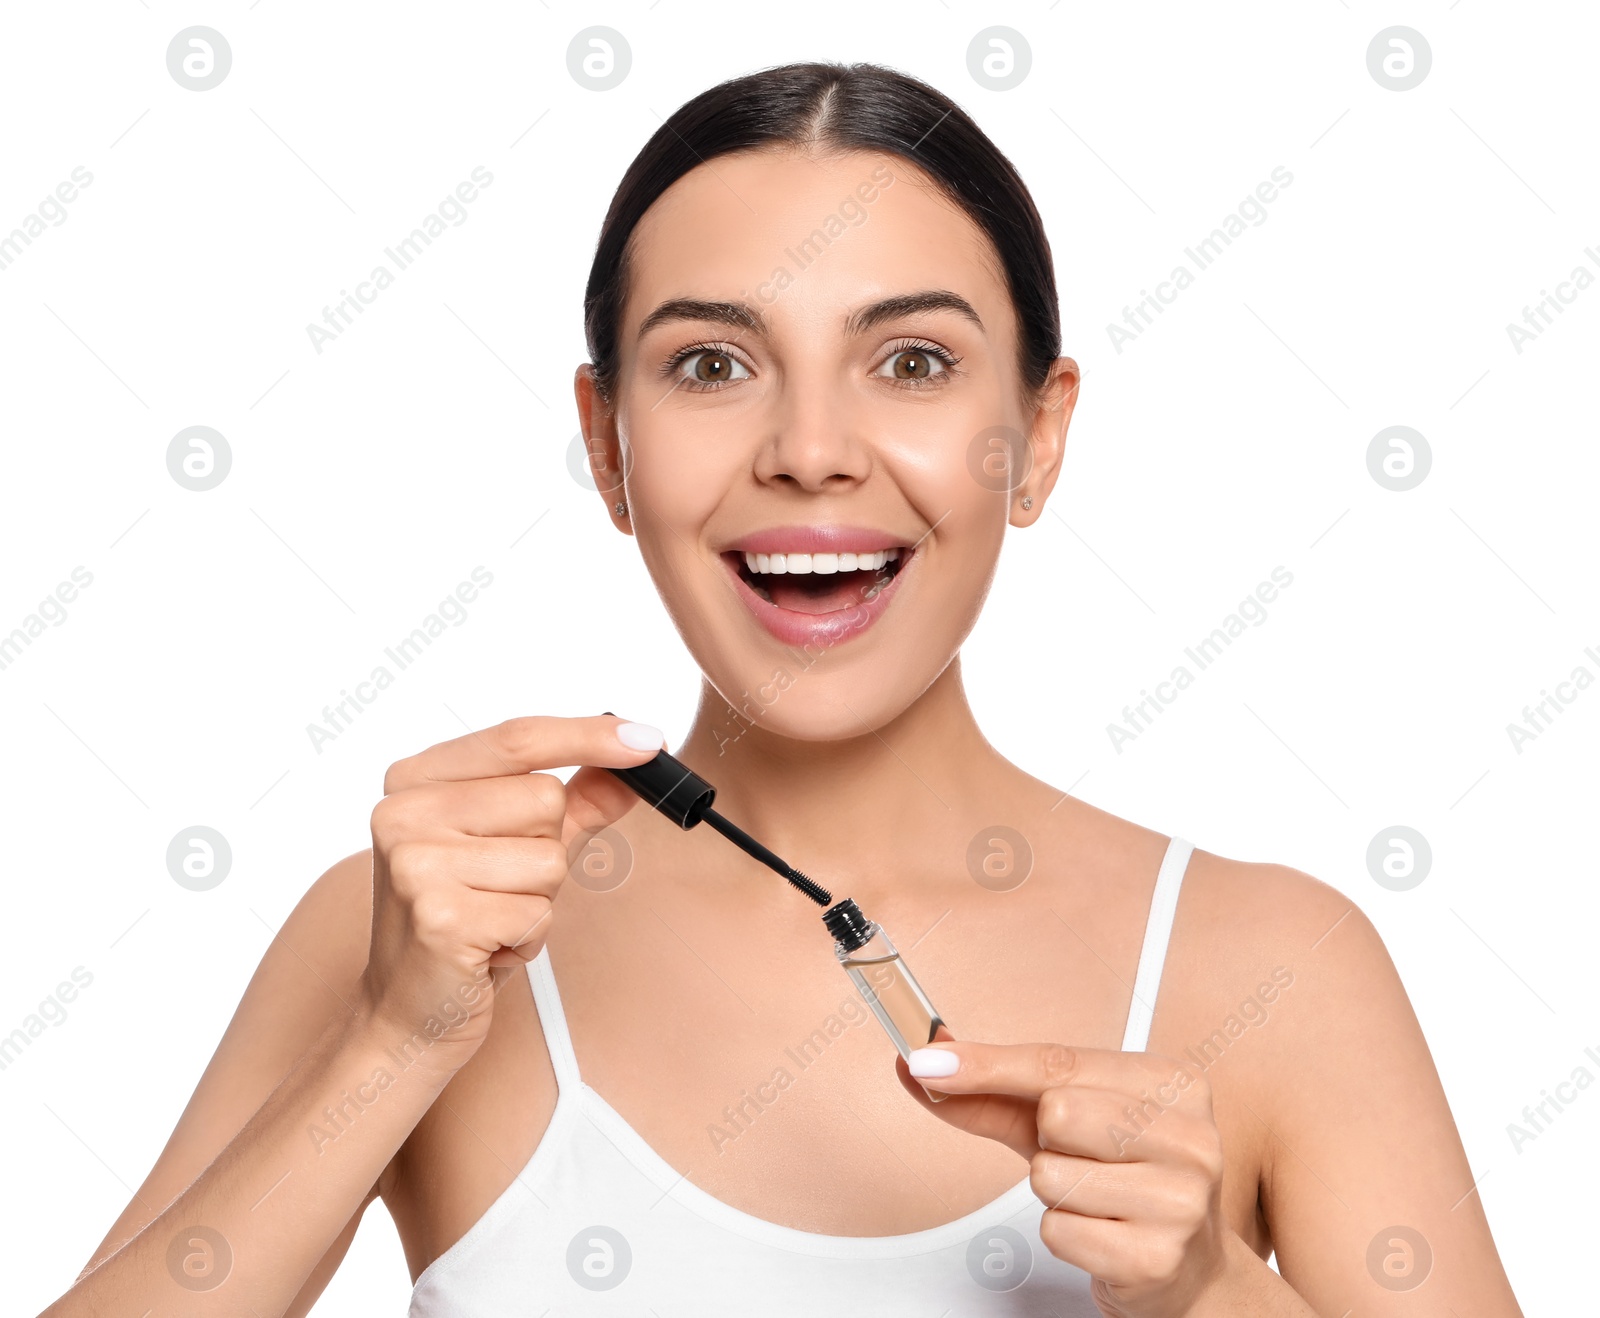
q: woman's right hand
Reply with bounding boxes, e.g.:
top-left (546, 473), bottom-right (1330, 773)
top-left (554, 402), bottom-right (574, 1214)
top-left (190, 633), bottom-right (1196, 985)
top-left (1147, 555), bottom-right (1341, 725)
top-left (358, 712), bottom-right (665, 1069)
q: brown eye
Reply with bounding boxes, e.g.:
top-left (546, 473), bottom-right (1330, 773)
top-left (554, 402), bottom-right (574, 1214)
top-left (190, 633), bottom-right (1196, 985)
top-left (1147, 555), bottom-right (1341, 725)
top-left (898, 351), bottom-right (935, 378)
top-left (694, 351), bottom-right (737, 382)
top-left (875, 344), bottom-right (956, 383)
top-left (671, 347), bottom-right (749, 388)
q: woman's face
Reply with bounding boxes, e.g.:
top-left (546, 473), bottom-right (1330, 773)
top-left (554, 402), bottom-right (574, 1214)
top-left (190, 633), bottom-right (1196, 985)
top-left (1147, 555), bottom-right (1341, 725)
top-left (578, 147), bottom-right (1074, 742)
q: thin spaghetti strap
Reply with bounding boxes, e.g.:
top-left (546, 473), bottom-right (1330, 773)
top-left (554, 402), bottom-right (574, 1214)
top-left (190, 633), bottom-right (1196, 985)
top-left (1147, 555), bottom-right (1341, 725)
top-left (526, 944), bottom-right (583, 1093)
top-left (1119, 836), bottom-right (1194, 1052)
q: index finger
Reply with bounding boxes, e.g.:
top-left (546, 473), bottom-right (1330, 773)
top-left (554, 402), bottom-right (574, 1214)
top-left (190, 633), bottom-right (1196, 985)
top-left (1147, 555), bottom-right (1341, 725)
top-left (906, 1041), bottom-right (1167, 1100)
top-left (383, 713), bottom-right (665, 793)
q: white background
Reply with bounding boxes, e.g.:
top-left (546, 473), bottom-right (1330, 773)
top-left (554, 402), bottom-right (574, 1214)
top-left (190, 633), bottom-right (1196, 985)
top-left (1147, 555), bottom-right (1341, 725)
top-left (2, 3), bottom-right (1594, 1314)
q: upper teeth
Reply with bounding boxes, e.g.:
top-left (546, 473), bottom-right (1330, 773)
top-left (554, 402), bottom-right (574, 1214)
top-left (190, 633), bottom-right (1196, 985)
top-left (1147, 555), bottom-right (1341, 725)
top-left (742, 548), bottom-right (902, 575)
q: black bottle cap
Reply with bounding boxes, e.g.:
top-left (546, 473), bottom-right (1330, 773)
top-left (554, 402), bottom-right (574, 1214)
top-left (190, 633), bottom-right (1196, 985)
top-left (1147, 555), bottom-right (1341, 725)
top-left (822, 898), bottom-right (875, 954)
top-left (600, 713), bottom-right (715, 830)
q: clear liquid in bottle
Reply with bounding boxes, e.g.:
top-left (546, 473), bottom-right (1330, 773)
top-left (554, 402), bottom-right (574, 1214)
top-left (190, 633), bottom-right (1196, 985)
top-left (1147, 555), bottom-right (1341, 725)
top-left (841, 948), bottom-right (944, 1056)
top-left (825, 898), bottom-right (953, 1101)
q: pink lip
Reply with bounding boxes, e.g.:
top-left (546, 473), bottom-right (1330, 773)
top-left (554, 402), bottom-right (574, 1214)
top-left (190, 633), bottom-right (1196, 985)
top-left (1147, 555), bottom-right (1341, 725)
top-left (722, 524), bottom-right (913, 556)
top-left (720, 539), bottom-right (917, 650)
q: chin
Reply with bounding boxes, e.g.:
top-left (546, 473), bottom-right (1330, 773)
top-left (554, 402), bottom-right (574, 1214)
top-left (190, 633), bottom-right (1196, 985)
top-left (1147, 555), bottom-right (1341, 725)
top-left (692, 634), bottom-right (952, 748)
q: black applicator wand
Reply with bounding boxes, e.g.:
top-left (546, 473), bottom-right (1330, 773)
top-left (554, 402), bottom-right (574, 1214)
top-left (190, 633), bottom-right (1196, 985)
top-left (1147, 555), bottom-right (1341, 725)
top-left (600, 714), bottom-right (832, 907)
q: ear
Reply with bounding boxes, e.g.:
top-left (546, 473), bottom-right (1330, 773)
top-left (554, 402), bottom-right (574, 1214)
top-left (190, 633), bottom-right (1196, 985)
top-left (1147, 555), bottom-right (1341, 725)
top-left (1010, 356), bottom-right (1079, 527)
top-left (574, 363), bottom-right (633, 537)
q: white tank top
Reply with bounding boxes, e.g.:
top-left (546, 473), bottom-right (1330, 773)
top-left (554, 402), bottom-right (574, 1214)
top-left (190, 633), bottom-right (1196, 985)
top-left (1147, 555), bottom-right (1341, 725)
top-left (409, 836), bottom-right (1195, 1316)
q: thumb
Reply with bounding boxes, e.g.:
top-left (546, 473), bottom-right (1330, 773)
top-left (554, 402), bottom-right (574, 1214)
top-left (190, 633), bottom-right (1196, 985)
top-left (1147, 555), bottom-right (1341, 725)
top-left (560, 763), bottom-right (645, 852)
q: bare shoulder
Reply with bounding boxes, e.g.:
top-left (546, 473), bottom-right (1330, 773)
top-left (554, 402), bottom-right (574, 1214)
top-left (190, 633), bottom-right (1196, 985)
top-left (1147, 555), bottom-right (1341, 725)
top-left (1036, 790), bottom-right (1367, 965)
top-left (1168, 845), bottom-right (1422, 1105)
top-left (1166, 846), bottom-right (1522, 1312)
top-left (1157, 841), bottom-right (1398, 1110)
top-left (1176, 844), bottom-right (1375, 980)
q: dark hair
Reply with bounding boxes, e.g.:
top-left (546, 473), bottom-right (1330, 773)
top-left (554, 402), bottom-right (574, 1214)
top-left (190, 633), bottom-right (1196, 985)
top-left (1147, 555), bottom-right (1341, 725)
top-left (583, 61), bottom-right (1061, 407)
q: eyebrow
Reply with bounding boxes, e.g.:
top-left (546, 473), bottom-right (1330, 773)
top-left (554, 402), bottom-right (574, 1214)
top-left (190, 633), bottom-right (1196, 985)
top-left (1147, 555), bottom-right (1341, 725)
top-left (634, 289), bottom-right (985, 341)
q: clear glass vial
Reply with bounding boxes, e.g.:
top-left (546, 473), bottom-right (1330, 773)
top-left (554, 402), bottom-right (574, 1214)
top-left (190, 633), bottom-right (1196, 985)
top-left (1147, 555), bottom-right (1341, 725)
top-left (823, 898), bottom-right (951, 1101)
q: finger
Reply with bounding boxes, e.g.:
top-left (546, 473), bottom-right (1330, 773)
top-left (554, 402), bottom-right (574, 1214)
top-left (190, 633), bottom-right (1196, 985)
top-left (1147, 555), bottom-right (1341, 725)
top-left (377, 774), bottom-right (569, 841)
top-left (462, 887), bottom-right (556, 960)
top-left (1036, 1211), bottom-right (1145, 1287)
top-left (920, 1022), bottom-right (957, 1103)
top-left (559, 764), bottom-right (648, 852)
top-left (1029, 1150), bottom-right (1168, 1220)
top-left (893, 1054), bottom-right (1042, 1160)
top-left (905, 1041), bottom-right (1120, 1101)
top-left (384, 713), bottom-right (664, 792)
top-left (1035, 1083), bottom-right (1204, 1164)
top-left (392, 836), bottom-right (570, 900)
top-left (377, 764), bottom-right (646, 853)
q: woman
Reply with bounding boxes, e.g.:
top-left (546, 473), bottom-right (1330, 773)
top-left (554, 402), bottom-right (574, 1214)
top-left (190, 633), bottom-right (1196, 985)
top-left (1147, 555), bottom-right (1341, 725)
top-left (43, 62), bottom-right (1523, 1316)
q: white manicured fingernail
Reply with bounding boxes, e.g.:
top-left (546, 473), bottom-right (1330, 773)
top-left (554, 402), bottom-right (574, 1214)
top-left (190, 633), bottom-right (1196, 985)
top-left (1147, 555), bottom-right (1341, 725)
top-left (907, 1047), bottom-right (960, 1078)
top-left (615, 721), bottom-right (665, 751)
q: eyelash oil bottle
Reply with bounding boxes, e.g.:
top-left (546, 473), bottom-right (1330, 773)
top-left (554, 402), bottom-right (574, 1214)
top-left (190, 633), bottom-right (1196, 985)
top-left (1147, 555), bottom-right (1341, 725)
top-left (823, 897), bottom-right (952, 1101)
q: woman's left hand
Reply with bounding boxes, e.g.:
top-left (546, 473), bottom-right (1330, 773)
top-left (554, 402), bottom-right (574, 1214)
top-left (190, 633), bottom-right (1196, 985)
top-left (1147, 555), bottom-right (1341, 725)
top-left (895, 1040), bottom-right (1235, 1318)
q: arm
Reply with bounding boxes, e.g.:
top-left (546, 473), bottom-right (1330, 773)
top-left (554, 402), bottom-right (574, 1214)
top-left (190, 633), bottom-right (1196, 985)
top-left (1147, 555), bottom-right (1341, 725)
top-left (40, 713), bottom-right (663, 1317)
top-left (1229, 866), bottom-right (1524, 1316)
top-left (892, 854), bottom-right (1524, 1317)
top-left (40, 850), bottom-right (437, 1317)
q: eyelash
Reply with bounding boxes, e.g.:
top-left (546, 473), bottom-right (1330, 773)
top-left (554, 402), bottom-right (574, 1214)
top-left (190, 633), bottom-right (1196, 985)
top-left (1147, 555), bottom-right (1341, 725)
top-left (659, 337), bottom-right (964, 392)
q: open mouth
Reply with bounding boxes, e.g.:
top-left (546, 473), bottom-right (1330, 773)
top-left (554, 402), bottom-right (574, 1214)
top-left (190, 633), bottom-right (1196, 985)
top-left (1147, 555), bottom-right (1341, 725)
top-left (724, 546), bottom-right (911, 615)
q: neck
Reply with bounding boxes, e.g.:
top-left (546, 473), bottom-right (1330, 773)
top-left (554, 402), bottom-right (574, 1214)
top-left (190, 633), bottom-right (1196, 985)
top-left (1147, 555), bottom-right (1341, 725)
top-left (673, 655), bottom-right (1003, 894)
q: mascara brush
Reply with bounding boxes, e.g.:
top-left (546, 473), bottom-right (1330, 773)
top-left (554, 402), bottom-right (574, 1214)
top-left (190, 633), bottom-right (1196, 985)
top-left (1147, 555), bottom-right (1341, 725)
top-left (697, 808), bottom-right (833, 906)
top-left (599, 713), bottom-right (831, 907)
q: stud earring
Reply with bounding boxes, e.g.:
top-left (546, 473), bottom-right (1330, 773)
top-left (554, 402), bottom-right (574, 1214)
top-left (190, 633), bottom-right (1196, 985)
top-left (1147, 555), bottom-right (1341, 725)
top-left (1020, 495), bottom-right (1033, 510)
top-left (614, 502), bottom-right (628, 516)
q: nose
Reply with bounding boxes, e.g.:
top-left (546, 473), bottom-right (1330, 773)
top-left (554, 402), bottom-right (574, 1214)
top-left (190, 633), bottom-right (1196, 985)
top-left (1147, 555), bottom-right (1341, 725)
top-left (752, 388), bottom-right (872, 494)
